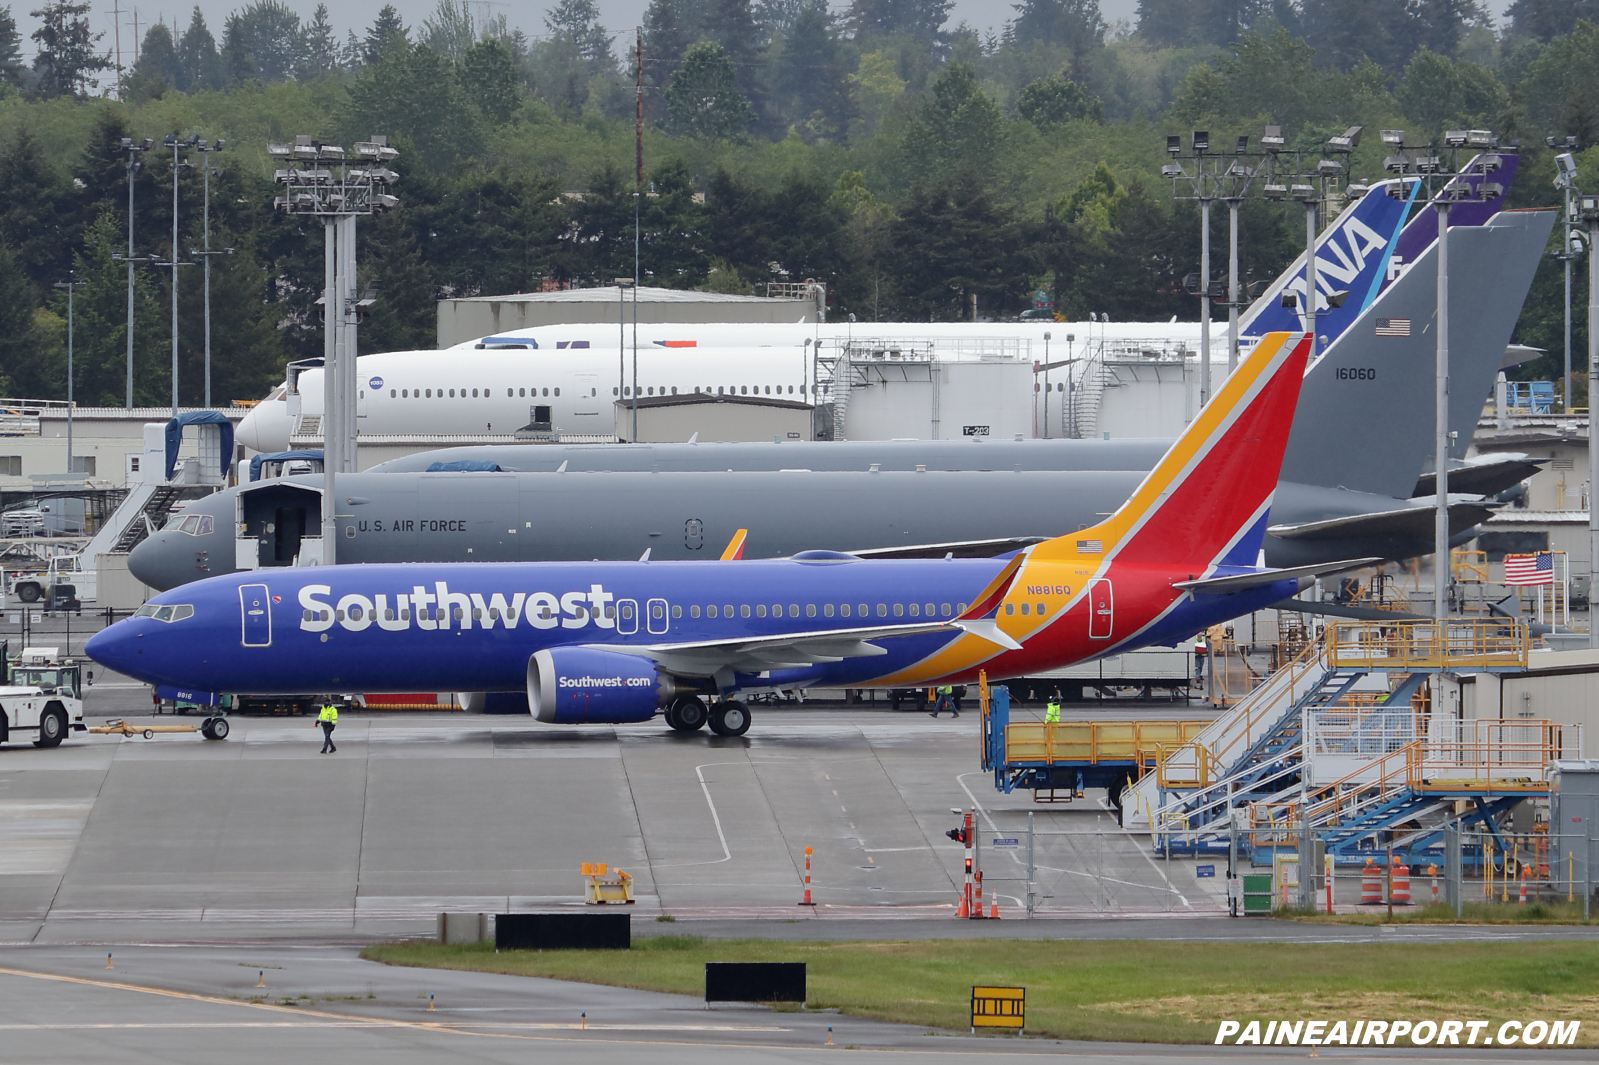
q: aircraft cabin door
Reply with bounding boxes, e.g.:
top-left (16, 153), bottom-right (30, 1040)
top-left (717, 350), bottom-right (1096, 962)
top-left (572, 374), bottom-right (599, 416)
top-left (616, 599), bottom-right (639, 635)
top-left (239, 583), bottom-right (272, 647)
top-left (1088, 579), bottom-right (1113, 640)
top-left (647, 598), bottom-right (669, 635)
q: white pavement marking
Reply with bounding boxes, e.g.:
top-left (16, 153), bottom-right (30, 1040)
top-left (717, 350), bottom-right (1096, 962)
top-left (694, 762), bottom-right (736, 864)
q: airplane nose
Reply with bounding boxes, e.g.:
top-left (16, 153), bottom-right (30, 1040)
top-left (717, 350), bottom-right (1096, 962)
top-left (128, 495), bottom-right (237, 591)
top-left (236, 403), bottom-right (292, 452)
top-left (85, 620), bottom-right (148, 681)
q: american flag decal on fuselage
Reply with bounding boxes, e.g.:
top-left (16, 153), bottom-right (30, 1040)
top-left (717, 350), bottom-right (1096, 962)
top-left (1375, 318), bottom-right (1411, 337)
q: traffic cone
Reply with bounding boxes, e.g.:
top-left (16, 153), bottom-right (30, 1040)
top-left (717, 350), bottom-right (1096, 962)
top-left (955, 891), bottom-right (969, 918)
top-left (989, 897), bottom-right (999, 919)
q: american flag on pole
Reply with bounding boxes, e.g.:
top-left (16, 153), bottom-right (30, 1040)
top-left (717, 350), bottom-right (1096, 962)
top-left (1503, 552), bottom-right (1554, 585)
top-left (1375, 318), bottom-right (1411, 337)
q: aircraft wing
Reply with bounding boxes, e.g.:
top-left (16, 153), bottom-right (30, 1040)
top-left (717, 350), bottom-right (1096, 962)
top-left (1172, 558), bottom-right (1383, 594)
top-left (1267, 502), bottom-right (1497, 542)
top-left (622, 620), bottom-right (966, 676)
top-left (1411, 456), bottom-right (1545, 499)
top-left (844, 536), bottom-right (1049, 560)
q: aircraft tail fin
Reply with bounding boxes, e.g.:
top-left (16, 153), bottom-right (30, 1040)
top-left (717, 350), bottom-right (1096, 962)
top-left (1033, 331), bottom-right (1312, 571)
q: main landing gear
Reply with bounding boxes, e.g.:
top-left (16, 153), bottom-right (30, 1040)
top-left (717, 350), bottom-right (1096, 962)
top-left (663, 696), bottom-right (751, 737)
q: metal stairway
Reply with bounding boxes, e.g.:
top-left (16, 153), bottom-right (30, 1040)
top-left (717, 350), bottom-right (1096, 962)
top-left (108, 484), bottom-right (185, 552)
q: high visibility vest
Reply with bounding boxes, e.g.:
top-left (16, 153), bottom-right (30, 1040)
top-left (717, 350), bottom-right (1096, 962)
top-left (1045, 702), bottom-right (1061, 723)
top-left (318, 704), bottom-right (338, 723)
top-left (939, 685), bottom-right (953, 695)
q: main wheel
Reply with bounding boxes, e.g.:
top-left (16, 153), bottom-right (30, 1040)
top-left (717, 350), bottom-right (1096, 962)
top-left (204, 717), bottom-right (229, 741)
top-left (34, 707), bottom-right (66, 748)
top-left (670, 697), bottom-right (708, 733)
top-left (708, 700), bottom-right (751, 737)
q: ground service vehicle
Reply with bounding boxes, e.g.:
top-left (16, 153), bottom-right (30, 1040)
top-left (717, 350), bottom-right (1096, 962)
top-left (0, 645), bottom-right (87, 747)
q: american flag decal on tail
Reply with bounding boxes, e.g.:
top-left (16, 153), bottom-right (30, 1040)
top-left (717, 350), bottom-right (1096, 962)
top-left (1375, 318), bottom-right (1411, 337)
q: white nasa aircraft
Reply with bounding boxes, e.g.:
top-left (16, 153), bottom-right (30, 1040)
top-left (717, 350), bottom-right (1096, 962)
top-left (234, 320), bottom-right (1206, 453)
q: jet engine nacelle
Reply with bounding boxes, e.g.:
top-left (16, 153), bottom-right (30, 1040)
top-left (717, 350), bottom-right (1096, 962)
top-left (526, 647), bottom-right (678, 724)
top-left (459, 691), bottom-right (532, 714)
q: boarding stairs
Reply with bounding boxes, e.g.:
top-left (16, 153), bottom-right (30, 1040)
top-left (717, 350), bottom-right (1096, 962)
top-left (1130, 620), bottom-right (1537, 861)
top-left (1068, 355), bottom-right (1107, 440)
top-left (104, 483), bottom-right (186, 553)
top-left (1247, 715), bottom-right (1566, 865)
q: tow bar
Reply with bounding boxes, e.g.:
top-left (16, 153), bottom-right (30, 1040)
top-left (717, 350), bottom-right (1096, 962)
top-left (90, 717), bottom-right (230, 741)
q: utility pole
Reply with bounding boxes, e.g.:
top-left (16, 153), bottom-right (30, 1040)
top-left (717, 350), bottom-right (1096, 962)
top-left (117, 137), bottom-right (152, 407)
top-left (52, 276), bottom-right (86, 474)
top-left (190, 138), bottom-right (229, 408)
top-left (1434, 196), bottom-right (1450, 624)
top-left (271, 134), bottom-right (399, 565)
top-left (635, 28), bottom-right (644, 187)
top-left (165, 133), bottom-right (186, 419)
top-left (1552, 140), bottom-right (1581, 412)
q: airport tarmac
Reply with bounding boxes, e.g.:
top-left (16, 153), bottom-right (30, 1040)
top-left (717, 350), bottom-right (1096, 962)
top-left (1, 943), bottom-right (1591, 1065)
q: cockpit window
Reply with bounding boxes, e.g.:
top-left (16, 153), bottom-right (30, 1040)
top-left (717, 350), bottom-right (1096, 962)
top-left (171, 515), bottom-right (214, 535)
top-left (135, 603), bottom-right (194, 622)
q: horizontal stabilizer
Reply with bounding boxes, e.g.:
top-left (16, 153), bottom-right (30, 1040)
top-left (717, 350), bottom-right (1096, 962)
top-left (1267, 502), bottom-right (1496, 542)
top-left (1412, 456), bottom-right (1546, 499)
top-left (1273, 599), bottom-right (1431, 622)
top-left (846, 536), bottom-right (1048, 560)
top-left (1172, 557), bottom-right (1383, 593)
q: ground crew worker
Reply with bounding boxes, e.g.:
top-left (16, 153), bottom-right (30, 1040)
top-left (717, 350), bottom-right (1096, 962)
top-left (317, 699), bottom-right (338, 753)
top-left (1045, 698), bottom-right (1061, 725)
top-left (930, 684), bottom-right (959, 718)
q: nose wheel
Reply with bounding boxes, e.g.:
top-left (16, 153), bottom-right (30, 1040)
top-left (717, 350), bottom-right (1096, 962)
top-left (708, 700), bottom-right (751, 737)
top-left (665, 696), bottom-right (708, 733)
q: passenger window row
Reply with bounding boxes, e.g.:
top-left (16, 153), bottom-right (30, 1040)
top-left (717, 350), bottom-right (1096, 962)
top-left (686, 602), bottom-right (963, 620)
top-left (1003, 602), bottom-right (1051, 616)
top-left (390, 387), bottom-right (561, 398)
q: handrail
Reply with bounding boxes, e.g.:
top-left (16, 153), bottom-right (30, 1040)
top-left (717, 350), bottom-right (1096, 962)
top-left (1325, 618), bottom-right (1528, 670)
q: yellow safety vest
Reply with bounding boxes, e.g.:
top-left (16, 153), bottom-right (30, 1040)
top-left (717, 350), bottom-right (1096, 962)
top-left (318, 704), bottom-right (338, 723)
top-left (939, 685), bottom-right (954, 695)
top-left (1045, 702), bottom-right (1061, 723)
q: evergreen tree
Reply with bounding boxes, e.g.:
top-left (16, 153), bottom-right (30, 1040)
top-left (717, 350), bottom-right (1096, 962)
top-left (755, 0), bottom-right (807, 37)
top-left (545, 0), bottom-right (614, 71)
top-left (175, 224), bottom-right (287, 405)
top-left (341, 42), bottom-right (485, 169)
top-left (900, 63), bottom-right (1003, 185)
top-left (459, 38), bottom-right (520, 124)
top-left (665, 40), bottom-right (755, 138)
top-left (130, 22), bottom-right (181, 94)
top-left (301, 4), bottom-right (340, 78)
top-left (1010, 0), bottom-right (1105, 50)
top-left (222, 0), bottom-right (304, 83)
top-left (176, 8), bottom-right (224, 91)
top-left (0, 124), bottom-right (73, 295)
top-left (1136, 0), bottom-right (1266, 48)
top-left (1017, 72), bottom-right (1103, 127)
top-left (642, 0), bottom-right (698, 121)
top-left (1, 5), bottom-right (25, 90)
top-left (1505, 0), bottom-right (1599, 42)
top-left (63, 211), bottom-right (166, 406)
top-left (888, 172), bottom-right (1029, 320)
top-left (847, 0), bottom-right (953, 42)
top-left (770, 0), bottom-right (852, 139)
top-left (29, 0), bottom-right (111, 98)
top-left (0, 243), bottom-right (44, 396)
top-left (364, 4), bottom-right (408, 63)
top-left (422, 0), bottom-right (481, 60)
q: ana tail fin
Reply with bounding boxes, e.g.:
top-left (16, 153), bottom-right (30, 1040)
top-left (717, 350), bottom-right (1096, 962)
top-left (1033, 331), bottom-right (1312, 571)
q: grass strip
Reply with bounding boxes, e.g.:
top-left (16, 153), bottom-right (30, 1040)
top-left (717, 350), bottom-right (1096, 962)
top-left (363, 937), bottom-right (1599, 1044)
top-left (1280, 901), bottom-right (1598, 925)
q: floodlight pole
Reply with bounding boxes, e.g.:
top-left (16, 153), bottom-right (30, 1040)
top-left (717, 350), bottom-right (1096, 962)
top-left (1200, 193), bottom-right (1212, 408)
top-left (1226, 197), bottom-right (1241, 376)
top-left (323, 216), bottom-right (339, 562)
top-left (1303, 200), bottom-right (1319, 360)
top-left (1589, 209), bottom-right (1599, 648)
top-left (169, 135), bottom-right (183, 419)
top-left (1434, 198), bottom-right (1450, 625)
top-left (1566, 183), bottom-right (1574, 413)
top-left (52, 276), bottom-right (85, 473)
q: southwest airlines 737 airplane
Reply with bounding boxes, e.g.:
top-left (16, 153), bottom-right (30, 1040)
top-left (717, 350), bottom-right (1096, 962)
top-left (89, 333), bottom-right (1346, 738)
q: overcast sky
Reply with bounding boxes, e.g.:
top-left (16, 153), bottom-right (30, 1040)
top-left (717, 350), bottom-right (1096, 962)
top-left (11, 0), bottom-right (1514, 69)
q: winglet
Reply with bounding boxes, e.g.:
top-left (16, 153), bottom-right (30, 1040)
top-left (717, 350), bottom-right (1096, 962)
top-left (720, 529), bottom-right (748, 560)
top-left (953, 618), bottom-right (1024, 650)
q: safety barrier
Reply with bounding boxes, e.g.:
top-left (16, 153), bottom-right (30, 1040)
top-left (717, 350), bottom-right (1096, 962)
top-left (1325, 618), bottom-right (1528, 671)
top-left (1004, 720), bottom-right (1208, 769)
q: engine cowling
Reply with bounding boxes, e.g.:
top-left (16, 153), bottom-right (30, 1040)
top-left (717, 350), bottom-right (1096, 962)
top-left (527, 647), bottom-right (679, 724)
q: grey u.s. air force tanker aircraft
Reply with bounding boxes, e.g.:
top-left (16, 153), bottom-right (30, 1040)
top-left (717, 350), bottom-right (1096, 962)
top-left (130, 208), bottom-right (1553, 592)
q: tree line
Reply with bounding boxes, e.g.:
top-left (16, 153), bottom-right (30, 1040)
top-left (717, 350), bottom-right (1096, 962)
top-left (0, 0), bottom-right (1596, 406)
